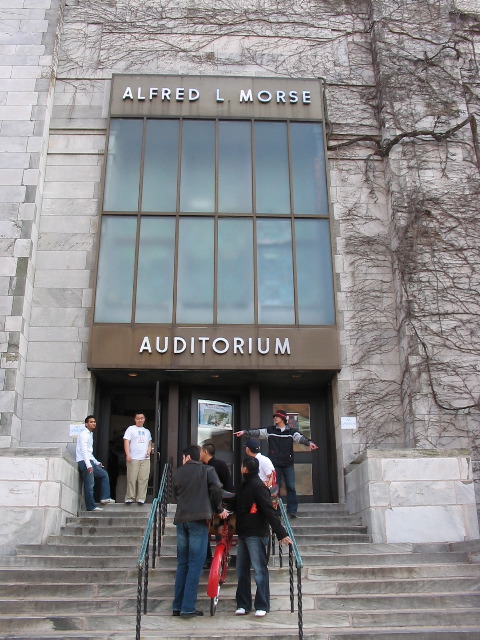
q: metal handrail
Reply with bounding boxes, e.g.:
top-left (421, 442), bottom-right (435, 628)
top-left (135, 460), bottom-right (172, 640)
top-left (276, 498), bottom-right (304, 640)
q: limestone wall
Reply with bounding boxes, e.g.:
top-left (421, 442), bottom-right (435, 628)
top-left (0, 447), bottom-right (79, 553)
top-left (0, 0), bottom-right (478, 535)
top-left (0, 0), bottom-right (62, 448)
top-left (345, 449), bottom-right (480, 543)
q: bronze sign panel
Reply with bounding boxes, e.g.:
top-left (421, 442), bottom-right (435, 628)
top-left (110, 74), bottom-right (324, 120)
top-left (89, 326), bottom-right (339, 371)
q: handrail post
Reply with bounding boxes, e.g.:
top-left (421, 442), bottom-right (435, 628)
top-left (143, 543), bottom-right (150, 614)
top-left (135, 461), bottom-right (172, 638)
top-left (152, 499), bottom-right (158, 569)
top-left (297, 564), bottom-right (303, 640)
top-left (135, 564), bottom-right (143, 640)
top-left (289, 544), bottom-right (294, 613)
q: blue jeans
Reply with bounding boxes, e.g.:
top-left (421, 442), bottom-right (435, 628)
top-left (173, 521), bottom-right (208, 614)
top-left (236, 535), bottom-right (270, 612)
top-left (78, 460), bottom-right (111, 511)
top-left (275, 465), bottom-right (298, 515)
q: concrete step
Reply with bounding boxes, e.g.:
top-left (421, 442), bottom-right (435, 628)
top-left (0, 555), bottom-right (138, 568)
top-left (291, 552), bottom-right (471, 566)
top-left (1, 610), bottom-right (480, 637)
top-left (313, 593), bottom-right (480, 610)
top-left (58, 525), bottom-right (149, 537)
top-left (285, 525), bottom-right (368, 535)
top-left (48, 534), bottom-right (143, 545)
top-left (307, 564), bottom-right (480, 580)
top-left (16, 544), bottom-right (141, 557)
top-left (0, 568), bottom-right (138, 583)
top-left (66, 516), bottom-right (149, 527)
top-left (335, 576), bottom-right (480, 594)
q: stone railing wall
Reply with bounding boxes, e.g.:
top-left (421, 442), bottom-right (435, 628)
top-left (0, 447), bottom-right (79, 553)
top-left (345, 449), bottom-right (479, 543)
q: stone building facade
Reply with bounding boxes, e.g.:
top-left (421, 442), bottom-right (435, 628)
top-left (0, 0), bottom-right (479, 550)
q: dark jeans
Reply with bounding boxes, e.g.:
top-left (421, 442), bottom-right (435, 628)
top-left (77, 460), bottom-right (111, 511)
top-left (173, 520), bottom-right (208, 614)
top-left (236, 535), bottom-right (270, 612)
top-left (275, 464), bottom-right (298, 515)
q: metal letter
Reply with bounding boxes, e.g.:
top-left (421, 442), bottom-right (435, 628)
top-left (173, 337), bottom-right (187, 353)
top-left (257, 337), bottom-right (270, 354)
top-left (289, 90), bottom-right (298, 103)
top-left (257, 90), bottom-right (272, 103)
top-left (275, 337), bottom-right (291, 355)
top-left (139, 336), bottom-right (152, 353)
top-left (198, 337), bottom-right (210, 354)
top-left (212, 338), bottom-right (229, 354)
top-left (240, 89), bottom-right (253, 102)
top-left (155, 337), bottom-right (168, 353)
top-left (233, 337), bottom-right (244, 354)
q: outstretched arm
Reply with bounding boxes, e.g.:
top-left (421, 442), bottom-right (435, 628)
top-left (233, 428), bottom-right (266, 439)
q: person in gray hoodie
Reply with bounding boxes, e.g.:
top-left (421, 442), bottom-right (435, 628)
top-left (172, 445), bottom-right (228, 618)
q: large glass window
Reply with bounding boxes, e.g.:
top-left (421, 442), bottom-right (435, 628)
top-left (257, 219), bottom-right (295, 324)
top-left (135, 217), bottom-right (175, 323)
top-left (218, 218), bottom-right (254, 323)
top-left (177, 217), bottom-right (214, 323)
top-left (142, 120), bottom-right (179, 212)
top-left (103, 120), bottom-right (142, 211)
top-left (96, 117), bottom-right (334, 326)
top-left (180, 121), bottom-right (215, 213)
top-left (95, 216), bottom-right (137, 322)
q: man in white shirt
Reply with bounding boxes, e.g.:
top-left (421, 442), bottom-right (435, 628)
top-left (245, 438), bottom-right (275, 485)
top-left (123, 413), bottom-right (152, 505)
top-left (76, 415), bottom-right (115, 511)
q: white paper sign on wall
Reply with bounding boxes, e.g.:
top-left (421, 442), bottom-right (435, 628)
top-left (340, 416), bottom-right (357, 430)
top-left (69, 424), bottom-right (84, 437)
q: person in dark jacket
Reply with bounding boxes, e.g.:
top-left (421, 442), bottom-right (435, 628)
top-left (235, 409), bottom-right (318, 518)
top-left (172, 445), bottom-right (228, 618)
top-left (233, 456), bottom-right (292, 617)
top-left (200, 442), bottom-right (234, 492)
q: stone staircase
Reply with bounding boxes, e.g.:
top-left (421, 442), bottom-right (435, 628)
top-left (0, 503), bottom-right (479, 639)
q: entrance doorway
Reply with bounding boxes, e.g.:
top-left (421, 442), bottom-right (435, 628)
top-left (93, 371), bottom-right (337, 503)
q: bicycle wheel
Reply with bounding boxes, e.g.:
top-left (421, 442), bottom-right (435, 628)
top-left (210, 584), bottom-right (220, 616)
top-left (207, 543), bottom-right (226, 615)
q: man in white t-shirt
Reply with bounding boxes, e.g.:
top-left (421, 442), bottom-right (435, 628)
top-left (123, 413), bottom-right (152, 505)
top-left (245, 437), bottom-right (275, 485)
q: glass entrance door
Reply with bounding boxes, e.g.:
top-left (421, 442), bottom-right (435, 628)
top-left (191, 393), bottom-right (237, 486)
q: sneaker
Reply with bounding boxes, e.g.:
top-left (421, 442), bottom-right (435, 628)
top-left (255, 610), bottom-right (267, 617)
top-left (235, 608), bottom-right (247, 615)
top-left (100, 498), bottom-right (115, 504)
top-left (91, 507), bottom-right (103, 511)
top-left (172, 610), bottom-right (180, 617)
top-left (288, 512), bottom-right (297, 519)
top-left (125, 499), bottom-right (133, 504)
top-left (136, 500), bottom-right (145, 505)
